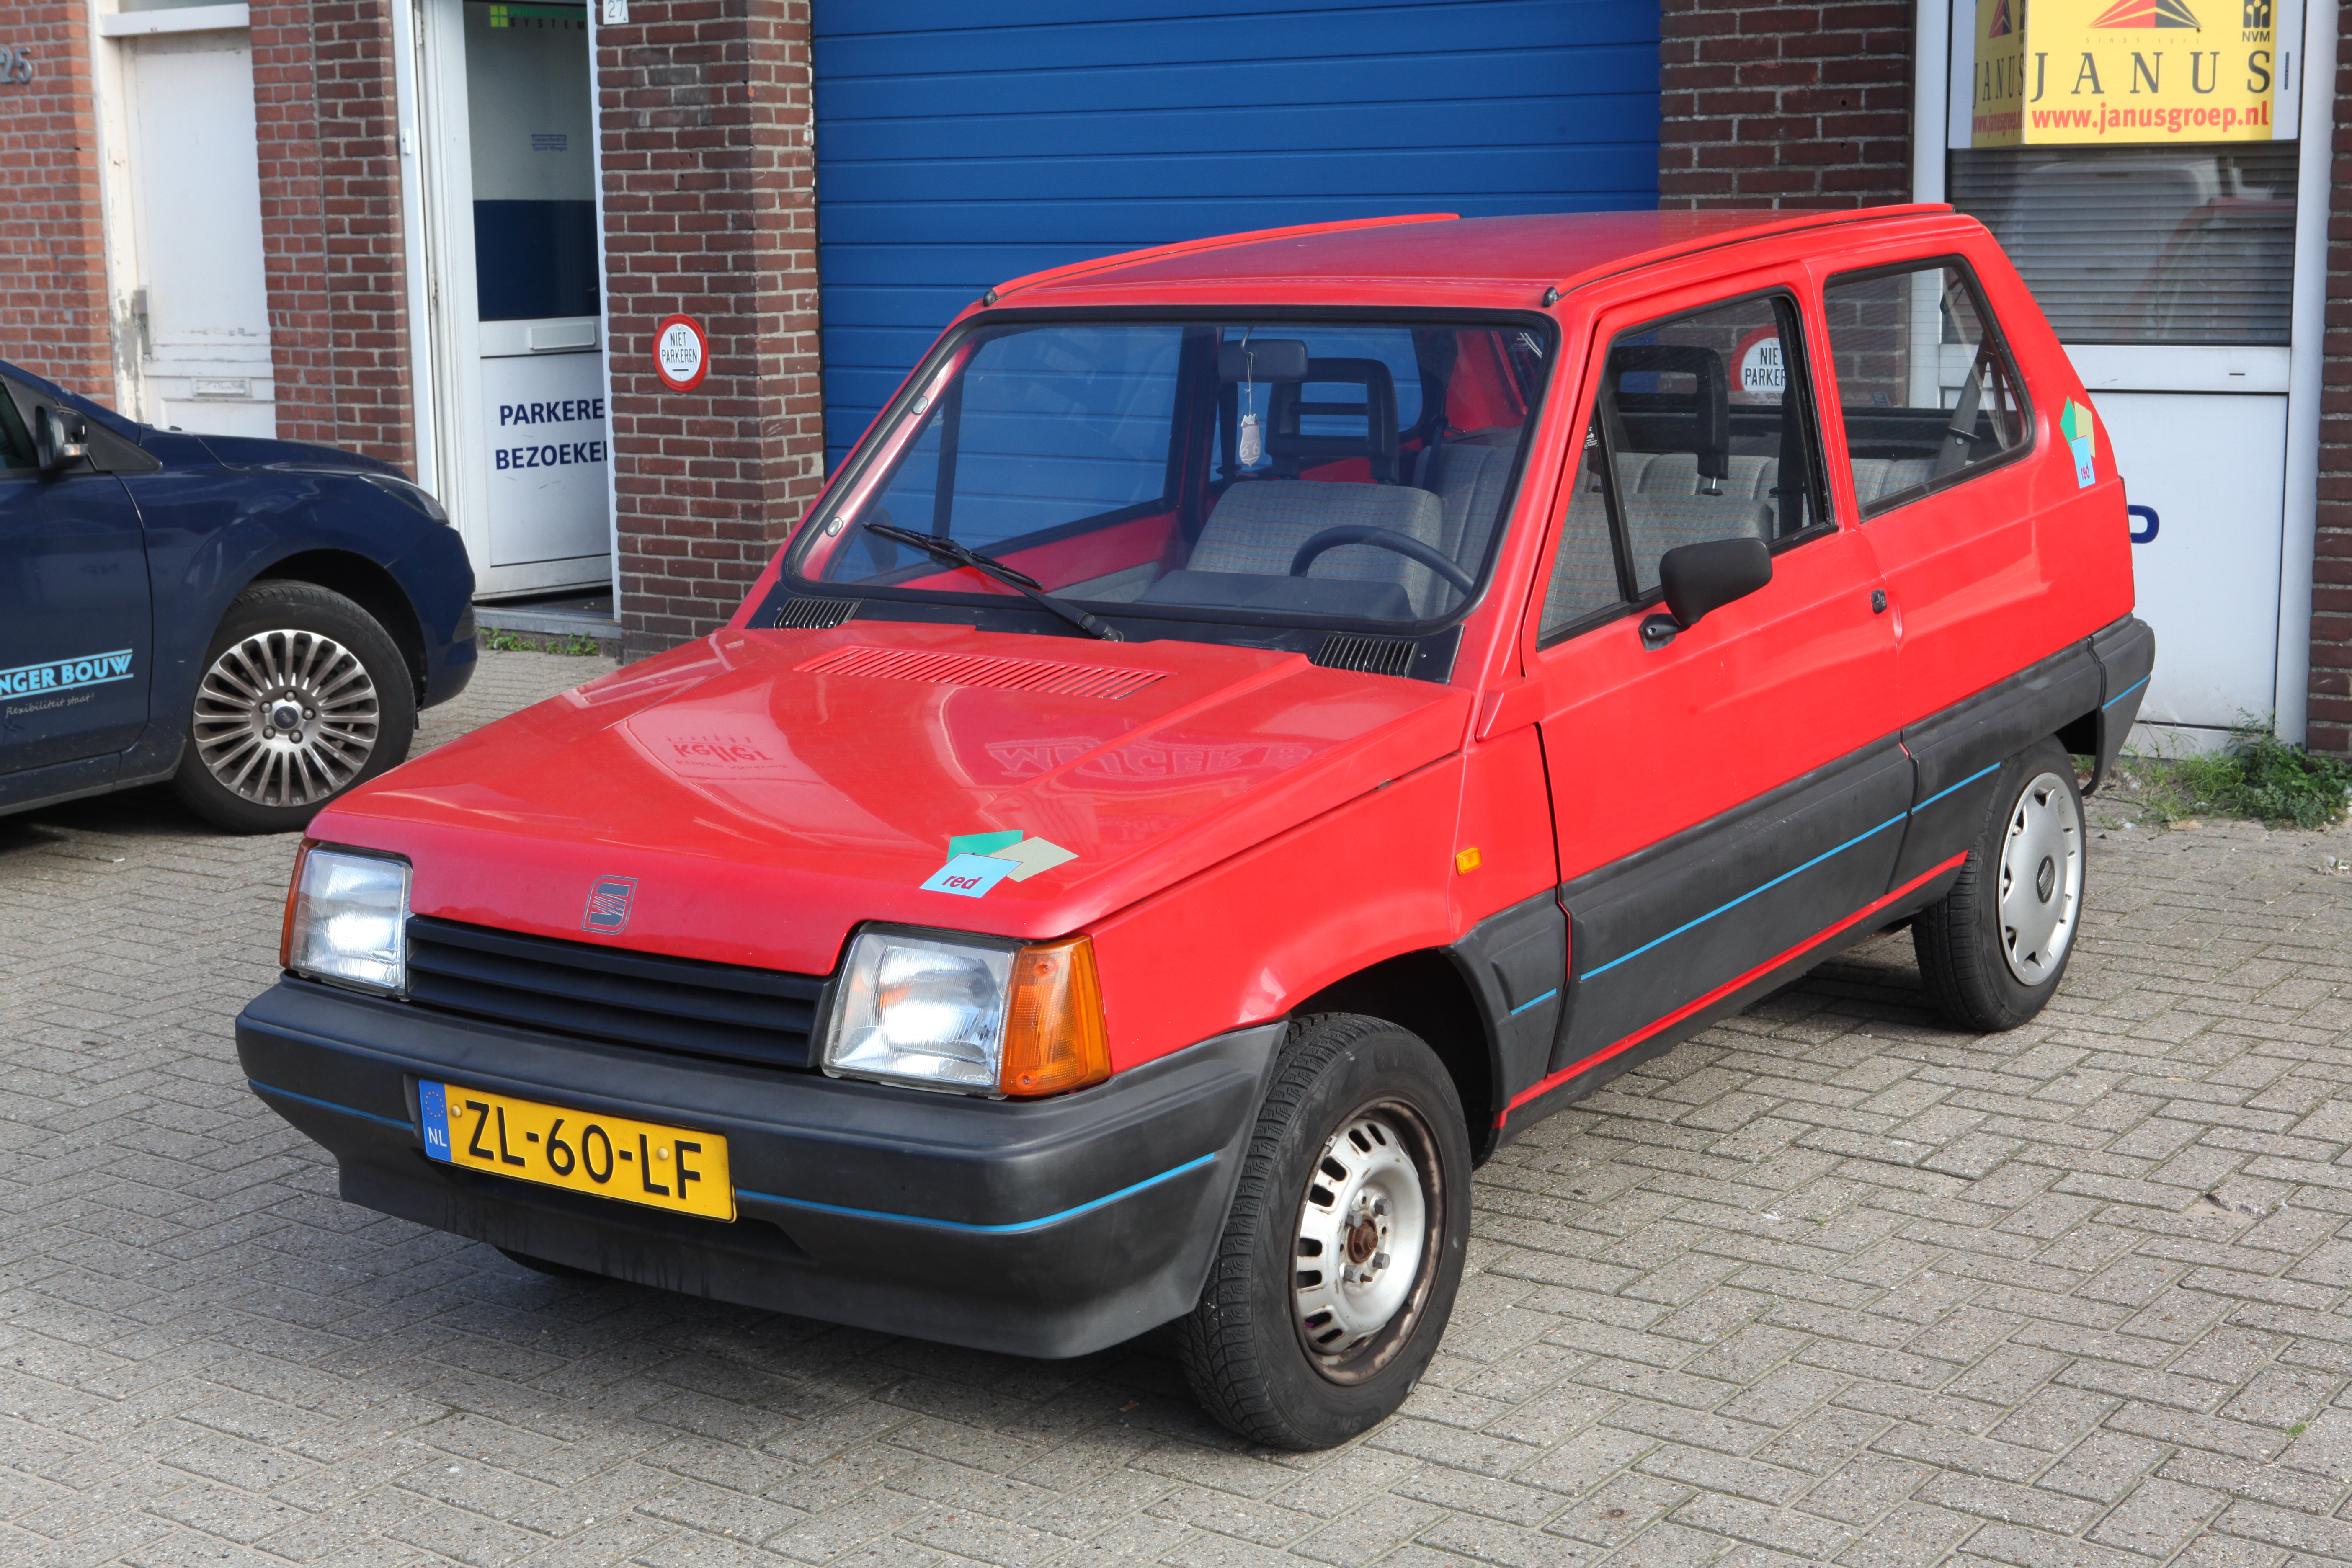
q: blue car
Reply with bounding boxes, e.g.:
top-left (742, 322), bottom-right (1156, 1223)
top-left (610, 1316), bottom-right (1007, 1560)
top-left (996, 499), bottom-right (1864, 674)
top-left (1, 362), bottom-right (476, 833)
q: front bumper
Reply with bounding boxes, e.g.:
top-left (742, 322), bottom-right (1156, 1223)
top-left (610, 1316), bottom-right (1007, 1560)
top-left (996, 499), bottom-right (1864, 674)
top-left (237, 980), bottom-right (1280, 1358)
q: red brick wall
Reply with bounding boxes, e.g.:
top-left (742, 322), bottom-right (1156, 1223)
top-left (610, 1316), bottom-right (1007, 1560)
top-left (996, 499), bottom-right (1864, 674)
top-left (1659, 0), bottom-right (1914, 207)
top-left (0, 6), bottom-right (115, 399)
top-left (250, 0), bottom-right (414, 466)
top-left (598, 0), bottom-right (824, 659)
top-left (2310, 7), bottom-right (2352, 752)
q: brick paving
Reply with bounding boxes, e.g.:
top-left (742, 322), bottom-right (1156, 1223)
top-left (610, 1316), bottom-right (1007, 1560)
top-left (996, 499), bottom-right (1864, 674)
top-left (9, 650), bottom-right (2352, 1566)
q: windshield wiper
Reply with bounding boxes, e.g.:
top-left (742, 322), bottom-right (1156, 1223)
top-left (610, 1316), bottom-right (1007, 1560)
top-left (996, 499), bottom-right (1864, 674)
top-left (860, 521), bottom-right (1124, 642)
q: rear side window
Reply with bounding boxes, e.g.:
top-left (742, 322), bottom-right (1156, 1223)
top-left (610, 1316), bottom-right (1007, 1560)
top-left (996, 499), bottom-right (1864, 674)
top-left (1540, 291), bottom-right (1828, 640)
top-left (1822, 261), bottom-right (2030, 518)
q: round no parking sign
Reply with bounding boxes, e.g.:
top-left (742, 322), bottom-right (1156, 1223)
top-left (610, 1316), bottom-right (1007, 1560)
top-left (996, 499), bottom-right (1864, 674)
top-left (653, 314), bottom-right (709, 392)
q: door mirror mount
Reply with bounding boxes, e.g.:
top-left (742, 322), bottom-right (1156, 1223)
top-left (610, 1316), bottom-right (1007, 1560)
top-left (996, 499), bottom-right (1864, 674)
top-left (34, 406), bottom-right (88, 473)
top-left (1656, 536), bottom-right (1772, 635)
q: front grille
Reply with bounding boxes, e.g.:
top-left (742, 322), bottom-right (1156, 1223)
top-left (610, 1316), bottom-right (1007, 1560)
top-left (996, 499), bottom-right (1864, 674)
top-left (405, 916), bottom-right (824, 1070)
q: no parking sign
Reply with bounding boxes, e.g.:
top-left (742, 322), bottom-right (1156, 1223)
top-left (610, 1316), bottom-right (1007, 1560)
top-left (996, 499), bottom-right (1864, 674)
top-left (653, 314), bottom-right (709, 392)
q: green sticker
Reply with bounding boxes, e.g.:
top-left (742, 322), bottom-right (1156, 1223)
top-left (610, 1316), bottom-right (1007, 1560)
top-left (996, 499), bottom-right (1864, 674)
top-left (949, 830), bottom-right (1024, 858)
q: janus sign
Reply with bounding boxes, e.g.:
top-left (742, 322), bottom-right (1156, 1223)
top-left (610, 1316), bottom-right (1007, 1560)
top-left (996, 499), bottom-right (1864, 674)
top-left (1970, 0), bottom-right (2302, 146)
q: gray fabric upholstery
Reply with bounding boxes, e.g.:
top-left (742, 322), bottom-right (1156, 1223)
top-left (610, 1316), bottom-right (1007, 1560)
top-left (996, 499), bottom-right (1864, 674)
top-left (1189, 480), bottom-right (1445, 603)
top-left (1610, 452), bottom-right (1772, 593)
top-left (1411, 428), bottom-right (1523, 614)
top-left (1849, 456), bottom-right (1934, 510)
top-left (1544, 470), bottom-right (1621, 633)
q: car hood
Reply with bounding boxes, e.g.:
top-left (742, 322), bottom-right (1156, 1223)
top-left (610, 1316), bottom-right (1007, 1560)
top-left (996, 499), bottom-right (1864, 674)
top-left (312, 622), bottom-right (1474, 974)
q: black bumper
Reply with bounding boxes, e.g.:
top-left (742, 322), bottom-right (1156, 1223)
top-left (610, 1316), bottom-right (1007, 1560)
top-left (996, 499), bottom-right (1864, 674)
top-left (237, 980), bottom-right (1281, 1359)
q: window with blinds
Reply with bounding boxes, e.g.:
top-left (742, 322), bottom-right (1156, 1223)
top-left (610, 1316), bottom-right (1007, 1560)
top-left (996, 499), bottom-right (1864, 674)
top-left (1947, 144), bottom-right (2297, 346)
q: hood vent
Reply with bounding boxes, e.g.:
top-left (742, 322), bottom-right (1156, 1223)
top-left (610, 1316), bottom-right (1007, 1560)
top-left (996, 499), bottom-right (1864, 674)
top-left (1313, 633), bottom-right (1417, 677)
top-left (796, 645), bottom-right (1168, 700)
top-left (772, 596), bottom-right (860, 629)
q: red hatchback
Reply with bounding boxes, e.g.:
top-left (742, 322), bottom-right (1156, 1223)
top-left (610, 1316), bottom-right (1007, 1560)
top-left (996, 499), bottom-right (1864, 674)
top-left (240, 207), bottom-right (2151, 1449)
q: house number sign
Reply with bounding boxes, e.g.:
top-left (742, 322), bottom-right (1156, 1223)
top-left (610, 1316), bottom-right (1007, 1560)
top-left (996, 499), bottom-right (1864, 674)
top-left (0, 46), bottom-right (34, 83)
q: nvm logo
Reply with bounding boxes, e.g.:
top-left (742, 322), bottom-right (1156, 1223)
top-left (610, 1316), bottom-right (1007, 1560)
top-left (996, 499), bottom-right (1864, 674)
top-left (2244, 0), bottom-right (2270, 27)
top-left (583, 876), bottom-right (637, 935)
top-left (2091, 0), bottom-right (2202, 26)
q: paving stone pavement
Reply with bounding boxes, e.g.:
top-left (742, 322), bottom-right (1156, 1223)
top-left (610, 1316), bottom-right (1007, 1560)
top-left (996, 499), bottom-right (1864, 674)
top-left (10, 650), bottom-right (2352, 1566)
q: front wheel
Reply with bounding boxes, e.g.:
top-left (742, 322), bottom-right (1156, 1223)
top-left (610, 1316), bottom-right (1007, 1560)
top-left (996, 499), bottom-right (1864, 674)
top-left (171, 580), bottom-right (418, 834)
top-left (1176, 1014), bottom-right (1470, 1450)
top-left (1914, 735), bottom-right (2086, 1032)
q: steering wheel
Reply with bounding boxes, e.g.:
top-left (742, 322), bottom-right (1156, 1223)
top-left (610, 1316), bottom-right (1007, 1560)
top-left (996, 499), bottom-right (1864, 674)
top-left (1289, 525), bottom-right (1476, 596)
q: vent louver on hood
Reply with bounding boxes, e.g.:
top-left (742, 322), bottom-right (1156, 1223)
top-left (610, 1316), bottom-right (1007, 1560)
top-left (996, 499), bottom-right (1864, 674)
top-left (771, 596), bottom-right (861, 629)
top-left (1312, 632), bottom-right (1417, 677)
top-left (795, 645), bottom-right (1168, 700)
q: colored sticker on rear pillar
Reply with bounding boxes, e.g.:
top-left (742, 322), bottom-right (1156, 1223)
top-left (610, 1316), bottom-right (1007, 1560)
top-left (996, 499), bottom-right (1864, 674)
top-left (2062, 400), bottom-right (2096, 489)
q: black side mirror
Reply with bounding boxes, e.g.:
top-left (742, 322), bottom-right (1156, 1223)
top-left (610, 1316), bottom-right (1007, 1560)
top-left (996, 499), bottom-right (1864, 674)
top-left (1642, 536), bottom-right (1772, 650)
top-left (34, 405), bottom-right (87, 473)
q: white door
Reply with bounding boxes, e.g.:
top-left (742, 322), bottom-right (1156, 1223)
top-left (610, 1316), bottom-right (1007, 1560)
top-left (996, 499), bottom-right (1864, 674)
top-left (417, 0), bottom-right (611, 596)
top-left (121, 28), bottom-right (276, 438)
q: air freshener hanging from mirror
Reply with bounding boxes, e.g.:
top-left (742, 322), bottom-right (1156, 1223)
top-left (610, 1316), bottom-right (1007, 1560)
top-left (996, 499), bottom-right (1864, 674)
top-left (1236, 335), bottom-right (1263, 467)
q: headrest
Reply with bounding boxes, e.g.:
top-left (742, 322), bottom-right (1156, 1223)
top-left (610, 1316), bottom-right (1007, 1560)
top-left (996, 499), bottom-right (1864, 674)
top-left (1218, 339), bottom-right (1310, 383)
top-left (1268, 356), bottom-right (1401, 483)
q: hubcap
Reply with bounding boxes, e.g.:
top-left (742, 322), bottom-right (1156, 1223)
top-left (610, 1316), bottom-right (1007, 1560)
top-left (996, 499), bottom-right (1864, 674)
top-left (1292, 1104), bottom-right (1441, 1383)
top-left (192, 629), bottom-right (381, 808)
top-left (1997, 769), bottom-right (2083, 985)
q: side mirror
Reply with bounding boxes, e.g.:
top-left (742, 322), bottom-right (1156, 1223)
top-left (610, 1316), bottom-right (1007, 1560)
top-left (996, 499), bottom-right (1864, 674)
top-left (34, 405), bottom-right (87, 472)
top-left (1642, 536), bottom-right (1772, 650)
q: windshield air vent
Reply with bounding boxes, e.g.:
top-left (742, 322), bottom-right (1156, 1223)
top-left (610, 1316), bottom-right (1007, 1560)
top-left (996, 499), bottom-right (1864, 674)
top-left (1313, 633), bottom-right (1417, 677)
top-left (796, 645), bottom-right (1168, 700)
top-left (772, 596), bottom-right (860, 629)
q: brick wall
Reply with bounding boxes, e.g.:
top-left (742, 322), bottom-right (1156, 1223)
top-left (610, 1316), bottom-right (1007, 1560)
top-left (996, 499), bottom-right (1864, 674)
top-left (1659, 0), bottom-right (1914, 207)
top-left (2310, 6), bottom-right (2352, 753)
top-left (597, 0), bottom-right (824, 659)
top-left (0, 6), bottom-right (114, 399)
top-left (250, 0), bottom-right (414, 466)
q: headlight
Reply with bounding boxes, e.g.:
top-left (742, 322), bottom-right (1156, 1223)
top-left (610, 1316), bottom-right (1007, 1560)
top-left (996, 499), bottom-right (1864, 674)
top-left (281, 843), bottom-right (411, 994)
top-left (823, 927), bottom-right (1109, 1097)
top-left (361, 471), bottom-right (451, 524)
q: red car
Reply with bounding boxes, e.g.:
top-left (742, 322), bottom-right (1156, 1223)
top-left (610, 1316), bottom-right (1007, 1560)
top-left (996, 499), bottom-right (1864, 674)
top-left (239, 207), bottom-right (2151, 1449)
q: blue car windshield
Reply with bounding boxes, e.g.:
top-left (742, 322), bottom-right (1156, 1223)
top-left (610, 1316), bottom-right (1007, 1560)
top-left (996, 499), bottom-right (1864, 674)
top-left (787, 318), bottom-right (1549, 631)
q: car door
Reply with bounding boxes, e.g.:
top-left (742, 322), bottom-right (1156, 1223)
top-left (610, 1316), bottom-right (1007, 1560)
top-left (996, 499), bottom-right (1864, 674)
top-left (0, 384), bottom-right (155, 783)
top-left (1514, 278), bottom-right (1908, 1115)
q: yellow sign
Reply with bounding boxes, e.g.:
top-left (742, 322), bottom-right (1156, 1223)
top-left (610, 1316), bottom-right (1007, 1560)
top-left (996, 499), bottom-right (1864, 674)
top-left (1970, 0), bottom-right (2298, 145)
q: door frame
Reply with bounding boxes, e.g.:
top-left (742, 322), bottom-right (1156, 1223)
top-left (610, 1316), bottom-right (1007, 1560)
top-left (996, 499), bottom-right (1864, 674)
top-left (1907, 0), bottom-right (2337, 745)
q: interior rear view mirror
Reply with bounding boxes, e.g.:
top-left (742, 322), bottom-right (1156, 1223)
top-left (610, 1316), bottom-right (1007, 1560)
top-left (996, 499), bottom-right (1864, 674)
top-left (1643, 536), bottom-right (1772, 650)
top-left (1216, 339), bottom-right (1309, 382)
top-left (34, 405), bottom-right (87, 473)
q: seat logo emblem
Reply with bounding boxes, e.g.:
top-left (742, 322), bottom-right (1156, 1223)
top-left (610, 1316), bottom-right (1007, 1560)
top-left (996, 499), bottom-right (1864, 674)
top-left (583, 876), bottom-right (637, 934)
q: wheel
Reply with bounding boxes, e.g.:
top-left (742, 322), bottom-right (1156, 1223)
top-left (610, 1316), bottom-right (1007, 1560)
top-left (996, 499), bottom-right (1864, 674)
top-left (171, 580), bottom-right (418, 833)
top-left (494, 1247), bottom-right (602, 1282)
top-left (1914, 735), bottom-right (2086, 1032)
top-left (1176, 1014), bottom-right (1471, 1450)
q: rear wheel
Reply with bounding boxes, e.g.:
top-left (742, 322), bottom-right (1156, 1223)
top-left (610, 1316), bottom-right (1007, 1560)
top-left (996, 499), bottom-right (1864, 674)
top-left (1914, 736), bottom-right (2086, 1031)
top-left (171, 580), bottom-right (417, 834)
top-left (1177, 1014), bottom-right (1470, 1449)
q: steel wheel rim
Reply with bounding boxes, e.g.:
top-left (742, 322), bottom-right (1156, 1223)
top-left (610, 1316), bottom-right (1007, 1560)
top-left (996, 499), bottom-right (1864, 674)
top-left (1996, 768), bottom-right (2082, 985)
top-left (1292, 1101), bottom-right (1442, 1385)
top-left (191, 629), bottom-right (381, 807)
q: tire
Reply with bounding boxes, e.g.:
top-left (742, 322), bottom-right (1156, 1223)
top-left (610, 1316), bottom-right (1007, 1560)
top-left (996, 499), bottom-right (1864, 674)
top-left (495, 1247), bottom-right (602, 1282)
top-left (1176, 1014), bottom-right (1471, 1450)
top-left (1914, 736), bottom-right (2086, 1032)
top-left (171, 580), bottom-right (418, 834)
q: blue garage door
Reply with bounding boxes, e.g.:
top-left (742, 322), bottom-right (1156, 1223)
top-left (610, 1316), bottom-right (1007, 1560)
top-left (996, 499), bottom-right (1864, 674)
top-left (811, 0), bottom-right (1661, 465)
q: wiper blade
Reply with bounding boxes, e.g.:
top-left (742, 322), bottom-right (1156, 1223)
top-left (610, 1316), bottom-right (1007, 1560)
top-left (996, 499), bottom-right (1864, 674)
top-left (861, 521), bottom-right (1124, 642)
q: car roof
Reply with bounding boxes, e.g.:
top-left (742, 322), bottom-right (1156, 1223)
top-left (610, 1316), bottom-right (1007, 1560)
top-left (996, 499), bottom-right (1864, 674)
top-left (993, 206), bottom-right (1961, 307)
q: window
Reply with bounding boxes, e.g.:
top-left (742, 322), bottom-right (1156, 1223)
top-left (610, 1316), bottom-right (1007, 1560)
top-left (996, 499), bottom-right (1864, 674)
top-left (0, 387), bottom-right (34, 472)
top-left (1541, 291), bottom-right (1826, 640)
top-left (1823, 262), bottom-right (2028, 518)
top-left (1949, 145), bottom-right (2296, 347)
top-left (792, 317), bottom-right (1547, 633)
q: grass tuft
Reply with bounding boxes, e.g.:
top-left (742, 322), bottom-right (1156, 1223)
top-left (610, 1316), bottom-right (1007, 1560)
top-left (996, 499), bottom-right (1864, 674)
top-left (480, 629), bottom-right (605, 657)
top-left (2118, 719), bottom-right (2352, 830)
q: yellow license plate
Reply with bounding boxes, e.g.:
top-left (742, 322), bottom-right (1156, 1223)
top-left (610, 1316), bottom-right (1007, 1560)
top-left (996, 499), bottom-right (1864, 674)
top-left (420, 1081), bottom-right (735, 1221)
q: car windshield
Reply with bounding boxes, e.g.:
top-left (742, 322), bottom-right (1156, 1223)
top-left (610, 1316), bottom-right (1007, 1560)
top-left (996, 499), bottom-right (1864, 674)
top-left (786, 318), bottom-right (1549, 634)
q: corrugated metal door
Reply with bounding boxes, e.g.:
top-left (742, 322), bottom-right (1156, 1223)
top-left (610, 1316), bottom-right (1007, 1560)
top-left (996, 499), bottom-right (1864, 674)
top-left (811, 0), bottom-right (1661, 463)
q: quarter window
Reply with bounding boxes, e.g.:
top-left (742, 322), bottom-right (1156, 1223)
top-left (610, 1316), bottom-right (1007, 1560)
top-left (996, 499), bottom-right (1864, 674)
top-left (1822, 262), bottom-right (2029, 518)
top-left (1540, 291), bottom-right (1827, 640)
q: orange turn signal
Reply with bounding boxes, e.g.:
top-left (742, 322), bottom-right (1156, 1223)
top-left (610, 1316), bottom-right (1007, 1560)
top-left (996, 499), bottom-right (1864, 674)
top-left (279, 839), bottom-right (316, 971)
top-left (998, 935), bottom-right (1110, 1097)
